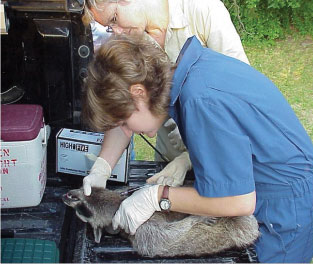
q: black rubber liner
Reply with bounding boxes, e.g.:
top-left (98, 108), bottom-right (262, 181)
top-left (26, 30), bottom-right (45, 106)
top-left (1, 161), bottom-right (258, 263)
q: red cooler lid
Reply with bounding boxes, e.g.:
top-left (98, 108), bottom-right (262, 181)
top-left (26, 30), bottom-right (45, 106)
top-left (1, 104), bottom-right (44, 141)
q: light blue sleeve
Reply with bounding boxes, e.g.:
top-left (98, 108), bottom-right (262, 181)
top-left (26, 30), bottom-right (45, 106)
top-left (181, 94), bottom-right (255, 198)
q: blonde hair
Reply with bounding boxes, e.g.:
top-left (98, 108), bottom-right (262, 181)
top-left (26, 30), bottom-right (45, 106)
top-left (83, 0), bottom-right (130, 25)
top-left (83, 0), bottom-right (105, 25)
top-left (82, 34), bottom-right (173, 132)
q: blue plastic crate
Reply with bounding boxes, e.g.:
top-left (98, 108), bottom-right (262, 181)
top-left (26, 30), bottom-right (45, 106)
top-left (1, 238), bottom-right (59, 263)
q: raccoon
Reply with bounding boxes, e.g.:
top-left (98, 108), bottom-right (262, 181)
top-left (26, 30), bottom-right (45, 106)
top-left (63, 187), bottom-right (259, 257)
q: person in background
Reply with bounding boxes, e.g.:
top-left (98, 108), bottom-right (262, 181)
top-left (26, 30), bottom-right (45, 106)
top-left (82, 34), bottom-right (313, 263)
top-left (82, 0), bottom-right (250, 194)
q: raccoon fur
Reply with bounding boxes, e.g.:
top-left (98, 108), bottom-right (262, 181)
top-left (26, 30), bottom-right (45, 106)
top-left (62, 187), bottom-right (259, 258)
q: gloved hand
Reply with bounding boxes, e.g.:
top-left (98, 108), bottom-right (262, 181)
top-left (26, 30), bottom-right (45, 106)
top-left (112, 184), bottom-right (161, 235)
top-left (146, 151), bottom-right (192, 187)
top-left (83, 155), bottom-right (112, 196)
top-left (164, 118), bottom-right (186, 152)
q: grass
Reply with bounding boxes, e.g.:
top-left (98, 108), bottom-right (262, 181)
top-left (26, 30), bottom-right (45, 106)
top-left (244, 33), bottom-right (313, 140)
top-left (133, 134), bottom-right (156, 161)
top-left (134, 32), bottom-right (313, 161)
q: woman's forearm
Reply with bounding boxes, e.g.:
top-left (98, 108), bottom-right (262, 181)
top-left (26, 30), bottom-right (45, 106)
top-left (158, 186), bottom-right (256, 217)
top-left (99, 126), bottom-right (131, 169)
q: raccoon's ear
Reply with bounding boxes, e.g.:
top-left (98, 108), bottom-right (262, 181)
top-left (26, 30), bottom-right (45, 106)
top-left (93, 226), bottom-right (103, 243)
top-left (75, 204), bottom-right (93, 223)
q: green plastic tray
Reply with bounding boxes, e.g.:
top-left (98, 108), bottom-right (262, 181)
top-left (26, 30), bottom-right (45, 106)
top-left (1, 238), bottom-right (59, 263)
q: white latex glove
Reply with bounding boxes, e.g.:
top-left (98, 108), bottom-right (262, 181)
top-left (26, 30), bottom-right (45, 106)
top-left (164, 118), bottom-right (186, 152)
top-left (112, 184), bottom-right (161, 235)
top-left (83, 155), bottom-right (112, 196)
top-left (146, 151), bottom-right (192, 187)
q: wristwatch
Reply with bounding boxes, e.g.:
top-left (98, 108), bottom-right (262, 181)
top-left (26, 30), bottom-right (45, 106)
top-left (159, 185), bottom-right (171, 211)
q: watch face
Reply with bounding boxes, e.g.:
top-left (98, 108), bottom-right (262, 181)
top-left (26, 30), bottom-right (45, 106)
top-left (160, 199), bottom-right (171, 211)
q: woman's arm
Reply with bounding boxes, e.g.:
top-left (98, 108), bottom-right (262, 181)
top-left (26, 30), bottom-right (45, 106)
top-left (83, 126), bottom-right (131, 195)
top-left (99, 126), bottom-right (131, 169)
top-left (111, 184), bottom-right (256, 235)
top-left (158, 186), bottom-right (256, 217)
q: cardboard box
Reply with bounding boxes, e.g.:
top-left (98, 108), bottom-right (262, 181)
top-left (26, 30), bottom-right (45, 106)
top-left (56, 128), bottom-right (129, 183)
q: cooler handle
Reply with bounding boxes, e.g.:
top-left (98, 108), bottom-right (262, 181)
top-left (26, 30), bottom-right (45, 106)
top-left (42, 124), bottom-right (51, 146)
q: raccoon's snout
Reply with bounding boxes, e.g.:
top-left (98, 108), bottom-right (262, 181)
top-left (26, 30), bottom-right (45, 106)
top-left (62, 192), bottom-right (80, 207)
top-left (65, 192), bottom-right (80, 201)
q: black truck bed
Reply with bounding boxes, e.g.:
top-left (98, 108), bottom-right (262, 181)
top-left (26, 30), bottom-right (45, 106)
top-left (1, 161), bottom-right (258, 263)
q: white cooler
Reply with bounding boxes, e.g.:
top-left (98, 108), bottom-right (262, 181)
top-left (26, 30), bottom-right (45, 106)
top-left (1, 104), bottom-right (49, 208)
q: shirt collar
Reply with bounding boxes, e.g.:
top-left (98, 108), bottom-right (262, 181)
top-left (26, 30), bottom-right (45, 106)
top-left (168, 0), bottom-right (188, 29)
top-left (170, 36), bottom-right (203, 106)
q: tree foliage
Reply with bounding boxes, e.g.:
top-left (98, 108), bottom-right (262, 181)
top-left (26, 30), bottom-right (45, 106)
top-left (223, 0), bottom-right (313, 42)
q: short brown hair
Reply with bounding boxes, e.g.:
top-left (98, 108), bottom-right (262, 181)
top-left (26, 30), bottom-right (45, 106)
top-left (82, 34), bottom-right (173, 132)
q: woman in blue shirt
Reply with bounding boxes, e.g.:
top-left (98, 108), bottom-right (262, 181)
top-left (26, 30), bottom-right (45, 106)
top-left (83, 34), bottom-right (313, 263)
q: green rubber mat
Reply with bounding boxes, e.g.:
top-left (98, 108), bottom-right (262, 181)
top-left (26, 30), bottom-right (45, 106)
top-left (1, 238), bottom-right (59, 263)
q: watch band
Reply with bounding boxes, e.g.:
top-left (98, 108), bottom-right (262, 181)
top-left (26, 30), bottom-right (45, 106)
top-left (161, 185), bottom-right (170, 199)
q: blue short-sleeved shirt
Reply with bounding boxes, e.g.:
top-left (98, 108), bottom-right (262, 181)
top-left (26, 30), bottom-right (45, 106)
top-left (169, 36), bottom-right (313, 198)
